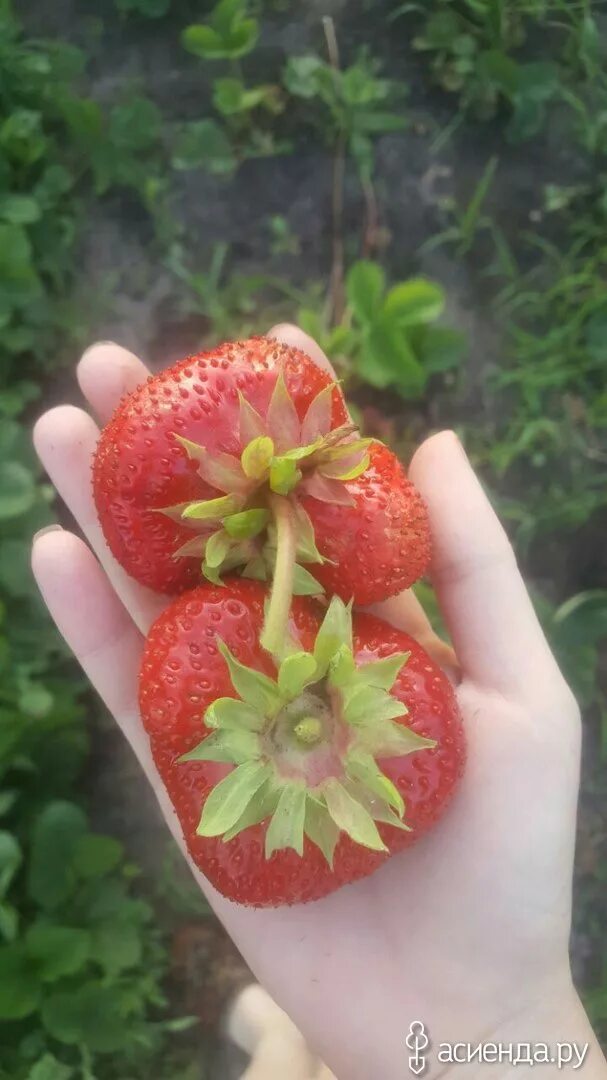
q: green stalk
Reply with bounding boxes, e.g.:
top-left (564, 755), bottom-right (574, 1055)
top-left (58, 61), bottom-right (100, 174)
top-left (260, 494), bottom-right (297, 659)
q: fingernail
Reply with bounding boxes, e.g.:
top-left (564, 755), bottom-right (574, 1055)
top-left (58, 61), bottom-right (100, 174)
top-left (33, 524), bottom-right (63, 543)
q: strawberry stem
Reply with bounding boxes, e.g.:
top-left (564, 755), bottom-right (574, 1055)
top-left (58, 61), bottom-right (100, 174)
top-left (260, 494), bottom-right (297, 659)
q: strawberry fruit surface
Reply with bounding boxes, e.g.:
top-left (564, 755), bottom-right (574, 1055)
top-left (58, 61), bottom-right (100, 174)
top-left (139, 579), bottom-right (465, 907)
top-left (93, 338), bottom-right (430, 613)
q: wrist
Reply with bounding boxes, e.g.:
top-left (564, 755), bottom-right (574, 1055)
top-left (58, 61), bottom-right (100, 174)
top-left (431, 979), bottom-right (605, 1080)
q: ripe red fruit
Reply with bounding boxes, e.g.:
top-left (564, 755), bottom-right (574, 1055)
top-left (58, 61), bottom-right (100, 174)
top-left (92, 338), bottom-right (430, 615)
top-left (139, 579), bottom-right (465, 907)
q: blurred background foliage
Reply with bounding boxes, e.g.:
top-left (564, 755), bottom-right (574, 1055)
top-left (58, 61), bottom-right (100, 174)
top-left (0, 0), bottom-right (606, 1074)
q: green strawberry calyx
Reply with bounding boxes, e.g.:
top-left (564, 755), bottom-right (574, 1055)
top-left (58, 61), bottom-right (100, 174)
top-left (180, 597), bottom-right (435, 866)
top-left (159, 373), bottom-right (373, 656)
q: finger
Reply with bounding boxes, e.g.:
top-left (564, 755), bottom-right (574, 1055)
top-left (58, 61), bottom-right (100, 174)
top-left (33, 404), bottom-right (166, 633)
top-left (32, 529), bottom-right (144, 729)
top-left (31, 528), bottom-right (195, 867)
top-left (367, 591), bottom-right (459, 678)
top-left (409, 430), bottom-right (568, 703)
top-left (77, 341), bottom-right (149, 424)
top-left (268, 323), bottom-right (337, 378)
top-left (268, 323), bottom-right (454, 669)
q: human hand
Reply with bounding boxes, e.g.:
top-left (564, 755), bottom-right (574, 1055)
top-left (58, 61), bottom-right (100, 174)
top-left (32, 327), bottom-right (599, 1079)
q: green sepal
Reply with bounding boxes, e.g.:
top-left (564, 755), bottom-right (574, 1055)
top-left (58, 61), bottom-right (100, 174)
top-left (292, 565), bottom-right (325, 596)
top-left (196, 761), bottom-right (272, 837)
top-left (173, 434), bottom-right (248, 494)
top-left (265, 783), bottom-right (307, 858)
top-left (277, 652), bottom-right (318, 700)
top-left (266, 372), bottom-right (300, 452)
top-left (292, 501), bottom-right (325, 564)
top-left (241, 556), bottom-right (268, 581)
top-left (314, 597), bottom-right (353, 676)
top-left (326, 644), bottom-right (356, 687)
top-left (269, 456), bottom-right (301, 495)
top-left (217, 641), bottom-right (282, 717)
top-left (223, 779), bottom-right (279, 842)
top-left (355, 652), bottom-right (410, 691)
top-left (204, 529), bottom-right (232, 569)
top-left (180, 728), bottom-right (262, 764)
top-left (223, 508), bottom-right (269, 539)
top-left (241, 436), bottom-right (274, 479)
top-left (320, 451), bottom-right (370, 482)
top-left (357, 715), bottom-right (436, 759)
top-left (345, 749), bottom-right (404, 817)
top-left (156, 501), bottom-right (197, 523)
top-left (301, 383), bottom-right (335, 443)
top-left (182, 494), bottom-right (242, 521)
top-left (205, 697), bottom-right (266, 732)
top-left (238, 392), bottom-right (267, 444)
top-left (322, 779), bottom-right (387, 852)
top-left (304, 796), bottom-right (340, 867)
top-left (172, 535), bottom-right (209, 559)
top-left (344, 779), bottom-right (411, 833)
top-left (342, 685), bottom-right (407, 726)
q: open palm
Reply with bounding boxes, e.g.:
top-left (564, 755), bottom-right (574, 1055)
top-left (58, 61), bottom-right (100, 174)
top-left (33, 328), bottom-right (586, 1080)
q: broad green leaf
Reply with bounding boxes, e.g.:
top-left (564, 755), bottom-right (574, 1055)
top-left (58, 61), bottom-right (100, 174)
top-left (171, 119), bottom-right (236, 175)
top-left (0, 830), bottom-right (21, 899)
top-left (346, 260), bottom-right (385, 323)
top-left (28, 802), bottom-right (87, 910)
top-left (25, 924), bottom-right (90, 982)
top-left (217, 642), bottom-right (282, 715)
top-left (89, 918), bottom-right (142, 977)
top-left (197, 761), bottom-right (272, 836)
top-left (323, 780), bottom-right (387, 852)
top-left (27, 1053), bottom-right (74, 1080)
top-left (73, 835), bottom-right (123, 879)
top-left (0, 944), bottom-right (40, 1019)
top-left (383, 278), bottom-right (444, 325)
top-left (265, 784), bottom-right (307, 857)
top-left (42, 983), bottom-right (129, 1052)
top-left (0, 460), bottom-right (36, 519)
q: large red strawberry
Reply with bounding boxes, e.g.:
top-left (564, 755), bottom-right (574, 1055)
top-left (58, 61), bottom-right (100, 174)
top-left (139, 579), bottom-right (465, 907)
top-left (93, 338), bottom-right (430, 639)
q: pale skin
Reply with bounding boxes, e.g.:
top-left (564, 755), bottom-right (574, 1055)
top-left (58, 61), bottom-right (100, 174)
top-left (31, 326), bottom-right (606, 1080)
